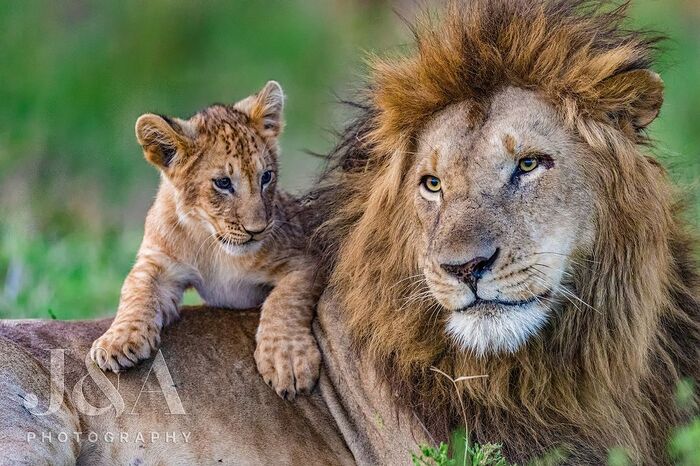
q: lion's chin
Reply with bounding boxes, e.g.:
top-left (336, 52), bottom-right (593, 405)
top-left (445, 301), bottom-right (549, 357)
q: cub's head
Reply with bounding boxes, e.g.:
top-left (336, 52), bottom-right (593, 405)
top-left (135, 81), bottom-right (284, 255)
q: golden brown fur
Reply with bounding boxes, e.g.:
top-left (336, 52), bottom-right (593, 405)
top-left (0, 309), bottom-right (355, 465)
top-left (91, 82), bottom-right (321, 400)
top-left (312, 0), bottom-right (700, 463)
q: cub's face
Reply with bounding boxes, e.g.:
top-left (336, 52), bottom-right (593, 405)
top-left (135, 81), bottom-right (284, 255)
top-left (413, 87), bottom-right (596, 356)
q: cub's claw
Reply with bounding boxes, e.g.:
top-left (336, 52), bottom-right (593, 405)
top-left (255, 329), bottom-right (321, 401)
top-left (90, 326), bottom-right (160, 372)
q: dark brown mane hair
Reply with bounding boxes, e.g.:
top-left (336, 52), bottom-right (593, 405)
top-left (310, 0), bottom-right (699, 463)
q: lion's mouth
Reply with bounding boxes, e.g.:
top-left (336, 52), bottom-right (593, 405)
top-left (457, 292), bottom-right (551, 313)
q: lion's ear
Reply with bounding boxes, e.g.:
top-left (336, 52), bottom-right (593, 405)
top-left (598, 69), bottom-right (664, 134)
top-left (135, 114), bottom-right (189, 170)
top-left (235, 80), bottom-right (285, 138)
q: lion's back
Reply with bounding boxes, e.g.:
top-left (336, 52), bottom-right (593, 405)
top-left (0, 308), bottom-right (354, 465)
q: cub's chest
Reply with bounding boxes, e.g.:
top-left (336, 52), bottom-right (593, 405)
top-left (193, 265), bottom-right (272, 310)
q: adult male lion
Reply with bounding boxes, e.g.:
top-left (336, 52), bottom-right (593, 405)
top-left (1, 0), bottom-right (698, 464)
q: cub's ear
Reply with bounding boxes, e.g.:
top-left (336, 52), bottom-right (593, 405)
top-left (235, 80), bottom-right (285, 137)
top-left (135, 114), bottom-right (189, 169)
top-left (598, 69), bottom-right (664, 135)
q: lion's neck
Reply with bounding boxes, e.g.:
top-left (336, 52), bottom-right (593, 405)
top-left (313, 292), bottom-right (432, 465)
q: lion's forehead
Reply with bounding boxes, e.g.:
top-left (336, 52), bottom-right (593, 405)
top-left (419, 88), bottom-right (560, 162)
top-left (415, 88), bottom-right (579, 192)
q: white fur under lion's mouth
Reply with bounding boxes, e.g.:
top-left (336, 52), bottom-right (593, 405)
top-left (446, 297), bottom-right (551, 356)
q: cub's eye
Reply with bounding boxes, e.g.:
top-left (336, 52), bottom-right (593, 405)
top-left (517, 157), bottom-right (539, 173)
top-left (261, 170), bottom-right (273, 187)
top-left (213, 177), bottom-right (233, 192)
top-left (421, 175), bottom-right (442, 193)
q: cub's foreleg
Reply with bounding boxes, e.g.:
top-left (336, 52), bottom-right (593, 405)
top-left (254, 264), bottom-right (321, 400)
top-left (90, 251), bottom-right (187, 372)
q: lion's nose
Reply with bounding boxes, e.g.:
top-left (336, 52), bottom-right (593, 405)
top-left (441, 248), bottom-right (500, 291)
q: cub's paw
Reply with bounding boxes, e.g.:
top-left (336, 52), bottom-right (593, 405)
top-left (90, 324), bottom-right (160, 372)
top-left (254, 328), bottom-right (321, 401)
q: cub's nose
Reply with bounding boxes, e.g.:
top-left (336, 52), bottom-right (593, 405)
top-left (441, 248), bottom-right (500, 291)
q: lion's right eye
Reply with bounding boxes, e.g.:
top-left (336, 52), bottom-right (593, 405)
top-left (213, 177), bottom-right (233, 192)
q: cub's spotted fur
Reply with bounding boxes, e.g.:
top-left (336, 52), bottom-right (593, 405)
top-left (90, 81), bottom-right (320, 399)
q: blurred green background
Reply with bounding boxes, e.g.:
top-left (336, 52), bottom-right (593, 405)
top-left (0, 0), bottom-right (698, 320)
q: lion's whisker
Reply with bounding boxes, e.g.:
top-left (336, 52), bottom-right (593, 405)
top-left (529, 269), bottom-right (601, 315)
top-left (532, 251), bottom-right (600, 265)
top-left (390, 273), bottom-right (427, 292)
top-left (531, 263), bottom-right (575, 280)
top-left (525, 284), bottom-right (556, 315)
top-left (396, 285), bottom-right (434, 313)
top-left (426, 301), bottom-right (445, 329)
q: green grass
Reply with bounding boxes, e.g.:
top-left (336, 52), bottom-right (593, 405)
top-left (412, 425), bottom-right (700, 466)
top-left (0, 211), bottom-right (138, 319)
top-left (412, 429), bottom-right (515, 466)
top-left (630, 0), bottom-right (700, 223)
top-left (669, 418), bottom-right (700, 465)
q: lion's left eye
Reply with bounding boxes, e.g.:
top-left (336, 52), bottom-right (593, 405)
top-left (421, 175), bottom-right (442, 193)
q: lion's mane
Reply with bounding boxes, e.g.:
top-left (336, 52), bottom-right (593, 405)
top-left (311, 0), bottom-right (699, 463)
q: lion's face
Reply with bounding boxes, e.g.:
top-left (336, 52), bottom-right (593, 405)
top-left (414, 87), bottom-right (595, 355)
top-left (135, 81), bottom-right (284, 256)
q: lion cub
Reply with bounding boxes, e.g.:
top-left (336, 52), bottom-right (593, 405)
top-left (90, 81), bottom-right (320, 399)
